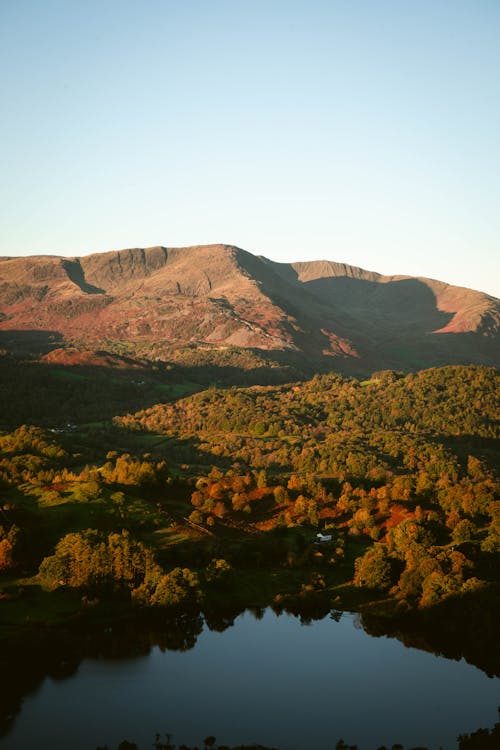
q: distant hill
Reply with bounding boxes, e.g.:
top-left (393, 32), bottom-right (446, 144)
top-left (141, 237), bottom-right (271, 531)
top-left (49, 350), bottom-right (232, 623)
top-left (0, 244), bottom-right (498, 374)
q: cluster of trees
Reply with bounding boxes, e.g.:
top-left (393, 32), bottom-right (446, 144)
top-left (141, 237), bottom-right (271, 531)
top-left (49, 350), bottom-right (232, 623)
top-left (353, 537), bottom-right (481, 608)
top-left (188, 469), bottom-right (277, 527)
top-left (38, 529), bottom-right (160, 593)
top-left (0, 425), bottom-right (67, 485)
top-left (97, 736), bottom-right (279, 750)
top-left (37, 527), bottom-right (234, 610)
top-left (180, 460), bottom-right (496, 609)
top-left (119, 366), bottom-right (499, 440)
top-left (0, 427), bottom-right (170, 492)
top-left (95, 721), bottom-right (500, 750)
top-left (98, 452), bottom-right (170, 487)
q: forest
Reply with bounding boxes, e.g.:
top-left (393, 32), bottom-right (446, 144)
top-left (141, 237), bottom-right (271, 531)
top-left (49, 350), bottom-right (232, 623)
top-left (0, 362), bottom-right (497, 636)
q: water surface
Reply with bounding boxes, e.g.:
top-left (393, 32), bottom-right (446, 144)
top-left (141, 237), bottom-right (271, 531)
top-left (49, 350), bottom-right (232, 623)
top-left (2, 609), bottom-right (498, 750)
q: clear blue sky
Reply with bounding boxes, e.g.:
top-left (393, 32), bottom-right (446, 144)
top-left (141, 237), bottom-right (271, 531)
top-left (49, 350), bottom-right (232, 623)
top-left (1, 0), bottom-right (499, 298)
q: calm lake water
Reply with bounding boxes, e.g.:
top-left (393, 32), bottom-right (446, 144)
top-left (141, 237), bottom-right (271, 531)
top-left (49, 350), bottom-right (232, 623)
top-left (1, 609), bottom-right (499, 750)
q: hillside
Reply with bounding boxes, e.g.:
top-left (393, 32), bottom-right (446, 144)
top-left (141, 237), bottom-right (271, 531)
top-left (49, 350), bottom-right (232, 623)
top-left (0, 244), bottom-right (498, 374)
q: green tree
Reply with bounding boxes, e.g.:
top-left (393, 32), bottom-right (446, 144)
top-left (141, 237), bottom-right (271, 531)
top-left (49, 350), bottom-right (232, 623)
top-left (150, 567), bottom-right (201, 607)
top-left (354, 545), bottom-right (392, 590)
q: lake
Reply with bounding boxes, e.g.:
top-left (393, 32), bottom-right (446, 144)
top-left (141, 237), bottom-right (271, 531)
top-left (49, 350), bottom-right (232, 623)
top-left (1, 608), bottom-right (498, 750)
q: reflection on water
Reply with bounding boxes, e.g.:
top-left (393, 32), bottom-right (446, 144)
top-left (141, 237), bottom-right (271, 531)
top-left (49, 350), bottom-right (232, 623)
top-left (0, 606), bottom-right (499, 750)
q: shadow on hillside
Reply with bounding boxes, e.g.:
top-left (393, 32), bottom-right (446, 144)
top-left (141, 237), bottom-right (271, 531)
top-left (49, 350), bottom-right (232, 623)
top-left (0, 354), bottom-right (303, 431)
top-left (236, 254), bottom-right (500, 369)
top-left (62, 259), bottom-right (105, 294)
top-left (391, 329), bottom-right (500, 369)
top-left (303, 275), bottom-right (452, 330)
top-left (301, 276), bottom-right (499, 368)
top-left (0, 329), bottom-right (64, 357)
top-left (0, 355), bottom-right (195, 429)
top-left (290, 274), bottom-right (459, 357)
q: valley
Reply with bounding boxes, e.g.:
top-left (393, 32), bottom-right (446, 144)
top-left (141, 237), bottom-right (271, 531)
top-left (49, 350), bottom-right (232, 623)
top-left (0, 247), bottom-right (499, 749)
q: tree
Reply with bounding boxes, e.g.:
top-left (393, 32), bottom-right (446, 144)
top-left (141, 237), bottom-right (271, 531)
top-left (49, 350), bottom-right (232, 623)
top-left (206, 558), bottom-right (232, 584)
top-left (188, 509), bottom-right (204, 525)
top-left (0, 524), bottom-right (18, 570)
top-left (150, 567), bottom-right (201, 607)
top-left (452, 519), bottom-right (475, 544)
top-left (354, 545), bottom-right (392, 590)
top-left (38, 554), bottom-right (69, 590)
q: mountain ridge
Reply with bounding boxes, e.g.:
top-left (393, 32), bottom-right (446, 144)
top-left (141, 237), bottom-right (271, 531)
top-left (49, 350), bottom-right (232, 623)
top-left (0, 244), bottom-right (498, 374)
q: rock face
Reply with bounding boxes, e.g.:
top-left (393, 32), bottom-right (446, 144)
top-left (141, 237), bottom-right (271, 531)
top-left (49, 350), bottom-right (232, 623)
top-left (0, 244), bottom-right (498, 373)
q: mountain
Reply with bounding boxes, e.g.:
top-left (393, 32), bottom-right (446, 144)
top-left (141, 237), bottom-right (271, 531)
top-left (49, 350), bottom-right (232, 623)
top-left (0, 244), bottom-right (498, 375)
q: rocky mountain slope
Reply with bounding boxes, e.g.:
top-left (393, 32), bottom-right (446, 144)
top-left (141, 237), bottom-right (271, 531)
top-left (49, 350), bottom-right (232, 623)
top-left (0, 244), bottom-right (498, 374)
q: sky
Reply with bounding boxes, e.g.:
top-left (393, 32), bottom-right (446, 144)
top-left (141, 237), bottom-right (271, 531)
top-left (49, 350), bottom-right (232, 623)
top-left (1, 0), bottom-right (499, 298)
